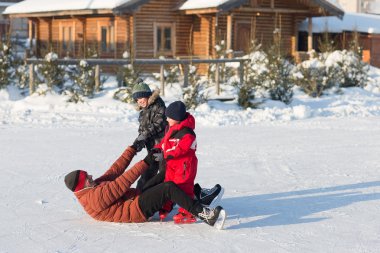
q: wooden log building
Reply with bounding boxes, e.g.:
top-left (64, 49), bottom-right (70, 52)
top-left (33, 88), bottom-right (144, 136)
top-left (4, 0), bottom-right (344, 71)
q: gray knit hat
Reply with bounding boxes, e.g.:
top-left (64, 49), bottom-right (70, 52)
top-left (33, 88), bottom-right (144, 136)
top-left (64, 170), bottom-right (87, 192)
top-left (132, 79), bottom-right (152, 100)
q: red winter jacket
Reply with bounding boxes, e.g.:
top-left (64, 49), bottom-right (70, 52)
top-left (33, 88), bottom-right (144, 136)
top-left (155, 113), bottom-right (197, 198)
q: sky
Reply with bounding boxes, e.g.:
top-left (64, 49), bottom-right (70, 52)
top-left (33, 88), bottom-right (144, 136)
top-left (1, 63), bottom-right (380, 252)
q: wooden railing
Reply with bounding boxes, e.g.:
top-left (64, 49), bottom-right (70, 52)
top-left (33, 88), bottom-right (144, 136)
top-left (26, 58), bottom-right (249, 96)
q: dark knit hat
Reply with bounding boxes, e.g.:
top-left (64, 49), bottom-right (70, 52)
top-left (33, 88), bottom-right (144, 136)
top-left (64, 170), bottom-right (87, 192)
top-left (132, 79), bottom-right (152, 100)
top-left (165, 101), bottom-right (187, 121)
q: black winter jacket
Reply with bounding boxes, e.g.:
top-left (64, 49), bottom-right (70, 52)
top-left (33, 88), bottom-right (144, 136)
top-left (136, 89), bottom-right (167, 150)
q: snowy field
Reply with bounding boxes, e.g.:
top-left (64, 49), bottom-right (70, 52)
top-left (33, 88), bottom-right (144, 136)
top-left (1, 68), bottom-right (380, 252)
top-left (1, 119), bottom-right (380, 253)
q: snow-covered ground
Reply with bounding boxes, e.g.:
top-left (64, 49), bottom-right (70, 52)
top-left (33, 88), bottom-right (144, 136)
top-left (1, 67), bottom-right (380, 252)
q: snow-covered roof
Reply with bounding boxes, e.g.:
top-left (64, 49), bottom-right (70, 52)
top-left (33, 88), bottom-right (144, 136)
top-left (0, 2), bottom-right (15, 8)
top-left (299, 12), bottom-right (380, 34)
top-left (179, 0), bottom-right (238, 10)
top-left (3, 0), bottom-right (133, 14)
top-left (4, 0), bottom-right (344, 17)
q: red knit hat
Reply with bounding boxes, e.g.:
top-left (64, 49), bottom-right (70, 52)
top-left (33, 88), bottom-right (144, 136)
top-left (64, 170), bottom-right (87, 192)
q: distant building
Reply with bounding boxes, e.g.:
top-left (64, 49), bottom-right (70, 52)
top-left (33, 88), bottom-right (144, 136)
top-left (0, 0), bottom-right (28, 55)
top-left (335, 0), bottom-right (380, 13)
top-left (3, 0), bottom-right (343, 74)
top-left (298, 12), bottom-right (380, 67)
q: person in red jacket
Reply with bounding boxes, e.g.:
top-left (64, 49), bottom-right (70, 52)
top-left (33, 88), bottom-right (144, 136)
top-left (64, 146), bottom-right (225, 228)
top-left (151, 101), bottom-right (199, 223)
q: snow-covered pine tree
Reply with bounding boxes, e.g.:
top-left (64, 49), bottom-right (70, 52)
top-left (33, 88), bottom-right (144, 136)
top-left (0, 42), bottom-right (15, 89)
top-left (14, 60), bottom-right (29, 90)
top-left (37, 52), bottom-right (64, 90)
top-left (182, 65), bottom-right (207, 109)
top-left (236, 40), bottom-right (266, 108)
top-left (262, 29), bottom-right (294, 104)
top-left (114, 51), bottom-right (140, 103)
top-left (208, 40), bottom-right (235, 83)
top-left (292, 51), bottom-right (335, 97)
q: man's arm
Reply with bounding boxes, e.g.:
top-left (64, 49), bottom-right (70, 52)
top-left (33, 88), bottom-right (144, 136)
top-left (88, 160), bottom-right (149, 212)
top-left (94, 147), bottom-right (136, 184)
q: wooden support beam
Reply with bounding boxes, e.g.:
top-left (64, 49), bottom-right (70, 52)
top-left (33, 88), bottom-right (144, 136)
top-left (182, 8), bottom-right (218, 15)
top-left (28, 19), bottom-right (33, 56)
top-left (226, 14), bottom-right (233, 58)
top-left (95, 65), bottom-right (100, 92)
top-left (160, 64), bottom-right (165, 96)
top-left (308, 17), bottom-right (313, 51)
top-left (29, 63), bottom-right (34, 94)
top-left (237, 7), bottom-right (310, 14)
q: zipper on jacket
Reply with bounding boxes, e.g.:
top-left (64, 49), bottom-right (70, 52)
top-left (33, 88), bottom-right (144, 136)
top-left (183, 162), bottom-right (187, 179)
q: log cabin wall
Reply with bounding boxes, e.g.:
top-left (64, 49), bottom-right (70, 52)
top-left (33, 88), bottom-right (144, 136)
top-left (133, 0), bottom-right (193, 72)
top-left (370, 35), bottom-right (380, 67)
top-left (134, 0), bottom-right (190, 58)
top-left (24, 0), bottom-right (348, 73)
top-left (37, 19), bottom-right (50, 56)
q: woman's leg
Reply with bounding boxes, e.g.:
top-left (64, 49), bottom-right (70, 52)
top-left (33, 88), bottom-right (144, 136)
top-left (138, 181), bottom-right (202, 219)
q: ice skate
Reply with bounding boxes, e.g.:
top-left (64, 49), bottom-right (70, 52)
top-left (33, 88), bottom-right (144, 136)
top-left (197, 206), bottom-right (226, 230)
top-left (173, 207), bottom-right (197, 224)
top-left (194, 183), bottom-right (224, 208)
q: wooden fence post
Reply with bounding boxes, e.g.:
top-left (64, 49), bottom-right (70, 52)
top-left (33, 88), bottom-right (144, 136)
top-left (215, 63), bottom-right (220, 95)
top-left (183, 64), bottom-right (189, 87)
top-left (29, 63), bottom-right (34, 94)
top-left (160, 64), bottom-right (165, 96)
top-left (95, 64), bottom-right (100, 92)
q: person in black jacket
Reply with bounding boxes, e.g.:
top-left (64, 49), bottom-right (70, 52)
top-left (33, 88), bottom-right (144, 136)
top-left (131, 79), bottom-right (167, 190)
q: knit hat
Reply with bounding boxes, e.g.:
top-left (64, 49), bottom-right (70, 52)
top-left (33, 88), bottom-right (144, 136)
top-left (64, 170), bottom-right (87, 192)
top-left (165, 101), bottom-right (186, 121)
top-left (132, 79), bottom-right (152, 100)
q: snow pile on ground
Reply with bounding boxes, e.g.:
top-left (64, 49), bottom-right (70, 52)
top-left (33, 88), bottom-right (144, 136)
top-left (1, 66), bottom-right (380, 127)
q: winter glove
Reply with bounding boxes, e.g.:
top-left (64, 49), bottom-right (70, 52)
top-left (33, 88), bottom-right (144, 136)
top-left (143, 150), bottom-right (156, 166)
top-left (136, 134), bottom-right (147, 142)
top-left (132, 139), bottom-right (145, 152)
top-left (153, 150), bottom-right (163, 162)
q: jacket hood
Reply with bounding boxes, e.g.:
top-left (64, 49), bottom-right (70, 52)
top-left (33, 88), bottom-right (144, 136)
top-left (177, 113), bottom-right (195, 130)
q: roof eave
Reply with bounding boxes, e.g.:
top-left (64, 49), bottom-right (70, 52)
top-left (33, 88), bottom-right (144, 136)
top-left (311, 0), bottom-right (344, 19)
top-left (218, 0), bottom-right (248, 12)
top-left (4, 9), bottom-right (114, 18)
top-left (112, 0), bottom-right (151, 15)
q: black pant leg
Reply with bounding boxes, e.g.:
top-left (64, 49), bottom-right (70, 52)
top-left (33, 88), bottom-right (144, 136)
top-left (136, 162), bottom-right (160, 191)
top-left (141, 166), bottom-right (166, 193)
top-left (138, 181), bottom-right (202, 219)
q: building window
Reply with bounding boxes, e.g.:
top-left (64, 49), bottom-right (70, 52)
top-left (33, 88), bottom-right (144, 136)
top-left (62, 26), bottom-right (74, 52)
top-left (99, 23), bottom-right (115, 53)
top-left (59, 22), bottom-right (75, 56)
top-left (154, 23), bottom-right (175, 57)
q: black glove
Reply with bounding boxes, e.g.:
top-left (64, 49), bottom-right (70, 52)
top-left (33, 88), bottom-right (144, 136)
top-left (143, 150), bottom-right (157, 166)
top-left (153, 150), bottom-right (163, 162)
top-left (132, 139), bottom-right (145, 152)
top-left (136, 134), bottom-right (147, 142)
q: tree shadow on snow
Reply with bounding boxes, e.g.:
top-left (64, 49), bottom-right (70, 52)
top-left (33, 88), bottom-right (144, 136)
top-left (222, 181), bottom-right (380, 230)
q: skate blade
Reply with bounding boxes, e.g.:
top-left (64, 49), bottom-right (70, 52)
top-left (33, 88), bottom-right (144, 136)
top-left (173, 218), bottom-right (197, 224)
top-left (209, 187), bottom-right (224, 208)
top-left (214, 209), bottom-right (226, 230)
